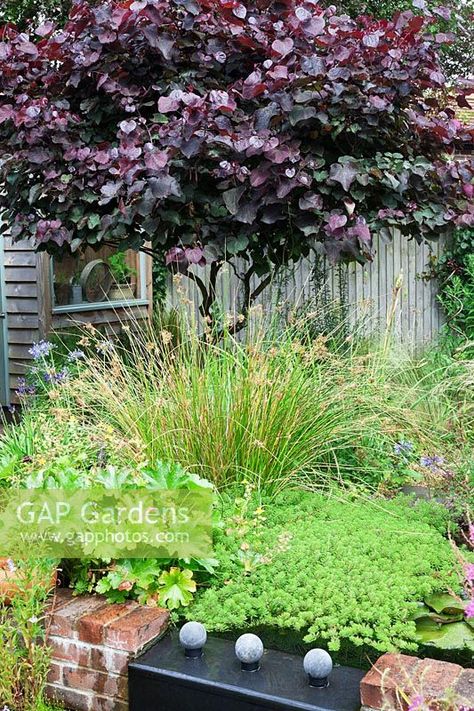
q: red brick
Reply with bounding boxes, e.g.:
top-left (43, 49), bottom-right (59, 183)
top-left (78, 601), bottom-right (138, 644)
top-left (90, 646), bottom-right (130, 676)
top-left (104, 606), bottom-right (169, 654)
top-left (45, 588), bottom-right (75, 617)
top-left (47, 662), bottom-right (62, 685)
top-left (62, 666), bottom-right (128, 701)
top-left (454, 668), bottom-right (474, 706)
top-left (360, 653), bottom-right (421, 709)
top-left (412, 658), bottom-right (462, 703)
top-left (90, 695), bottom-right (129, 711)
top-left (46, 683), bottom-right (91, 711)
top-left (47, 635), bottom-right (91, 667)
top-left (48, 595), bottom-right (107, 638)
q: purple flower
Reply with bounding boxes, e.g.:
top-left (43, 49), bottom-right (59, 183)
top-left (465, 599), bottom-right (474, 619)
top-left (419, 454), bottom-right (445, 469)
top-left (15, 376), bottom-right (36, 397)
top-left (465, 564), bottom-right (474, 583)
top-left (67, 349), bottom-right (85, 362)
top-left (44, 368), bottom-right (69, 384)
top-left (408, 695), bottom-right (425, 711)
top-left (469, 524), bottom-right (474, 547)
top-left (393, 440), bottom-right (414, 455)
top-left (28, 340), bottom-right (55, 359)
top-left (54, 368), bottom-right (69, 383)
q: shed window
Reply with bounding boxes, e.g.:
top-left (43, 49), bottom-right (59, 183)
top-left (52, 247), bottom-right (147, 311)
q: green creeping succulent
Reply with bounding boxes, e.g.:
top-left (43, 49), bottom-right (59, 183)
top-left (188, 491), bottom-right (458, 655)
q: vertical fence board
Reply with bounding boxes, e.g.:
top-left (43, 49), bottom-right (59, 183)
top-left (167, 233), bottom-right (445, 345)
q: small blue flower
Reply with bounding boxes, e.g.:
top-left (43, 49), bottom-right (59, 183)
top-left (43, 368), bottom-right (69, 385)
top-left (54, 368), bottom-right (69, 384)
top-left (67, 349), bottom-right (86, 362)
top-left (15, 376), bottom-right (36, 397)
top-left (420, 455), bottom-right (445, 469)
top-left (28, 340), bottom-right (55, 360)
top-left (393, 440), bottom-right (414, 456)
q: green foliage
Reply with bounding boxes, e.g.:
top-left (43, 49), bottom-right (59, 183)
top-left (0, 0), bottom-right (72, 26)
top-left (3, 314), bottom-right (473, 498)
top-left (433, 228), bottom-right (474, 356)
top-left (0, 558), bottom-right (57, 711)
top-left (94, 561), bottom-right (198, 608)
top-left (20, 459), bottom-right (216, 608)
top-left (107, 251), bottom-right (136, 284)
top-left (158, 567), bottom-right (196, 609)
top-left (188, 490), bottom-right (458, 656)
top-left (152, 258), bottom-right (169, 307)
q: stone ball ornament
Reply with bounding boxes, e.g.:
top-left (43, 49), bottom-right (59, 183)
top-left (235, 633), bottom-right (264, 672)
top-left (303, 649), bottom-right (333, 688)
top-left (179, 621), bottom-right (207, 658)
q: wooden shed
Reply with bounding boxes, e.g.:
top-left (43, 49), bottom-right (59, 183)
top-left (1, 237), bottom-right (153, 406)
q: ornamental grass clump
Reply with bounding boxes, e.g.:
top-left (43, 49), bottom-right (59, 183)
top-left (47, 314), bottom-right (463, 495)
top-left (187, 490), bottom-right (457, 657)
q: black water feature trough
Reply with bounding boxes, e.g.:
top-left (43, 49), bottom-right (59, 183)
top-left (129, 632), bottom-right (364, 711)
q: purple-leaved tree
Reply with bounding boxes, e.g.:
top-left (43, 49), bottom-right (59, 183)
top-left (0, 0), bottom-right (472, 329)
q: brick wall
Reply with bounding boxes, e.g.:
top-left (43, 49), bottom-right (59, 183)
top-left (45, 590), bottom-right (169, 711)
top-left (360, 653), bottom-right (474, 710)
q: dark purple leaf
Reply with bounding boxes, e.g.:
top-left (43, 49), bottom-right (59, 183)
top-left (145, 149), bottom-right (168, 170)
top-left (299, 193), bottom-right (323, 210)
top-left (35, 21), bottom-right (55, 37)
top-left (433, 6), bottom-right (451, 20)
top-left (119, 120), bottom-right (138, 134)
top-left (235, 201), bottom-right (258, 224)
top-left (223, 186), bottom-right (245, 215)
top-left (143, 27), bottom-right (175, 60)
top-left (28, 149), bottom-right (51, 164)
top-left (98, 30), bottom-right (117, 43)
top-left (289, 106), bottom-right (317, 126)
top-left (362, 33), bottom-right (381, 48)
top-left (100, 181), bottom-right (123, 199)
top-left (149, 175), bottom-right (181, 199)
top-left (158, 95), bottom-right (180, 113)
top-left (232, 4), bottom-right (247, 19)
top-left (271, 38), bottom-right (294, 57)
top-left (301, 56), bottom-right (326, 76)
top-left (326, 214), bottom-right (347, 233)
top-left (329, 163), bottom-right (358, 192)
top-left (185, 246), bottom-right (205, 264)
top-left (0, 106), bottom-right (13, 124)
top-left (303, 17), bottom-right (326, 37)
top-left (165, 246), bottom-right (187, 265)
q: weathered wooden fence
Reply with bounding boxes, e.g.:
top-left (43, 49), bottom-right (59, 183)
top-left (167, 231), bottom-right (445, 345)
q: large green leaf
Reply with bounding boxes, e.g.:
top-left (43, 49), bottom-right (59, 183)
top-left (416, 618), bottom-right (474, 651)
top-left (424, 592), bottom-right (466, 615)
top-left (158, 567), bottom-right (196, 609)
